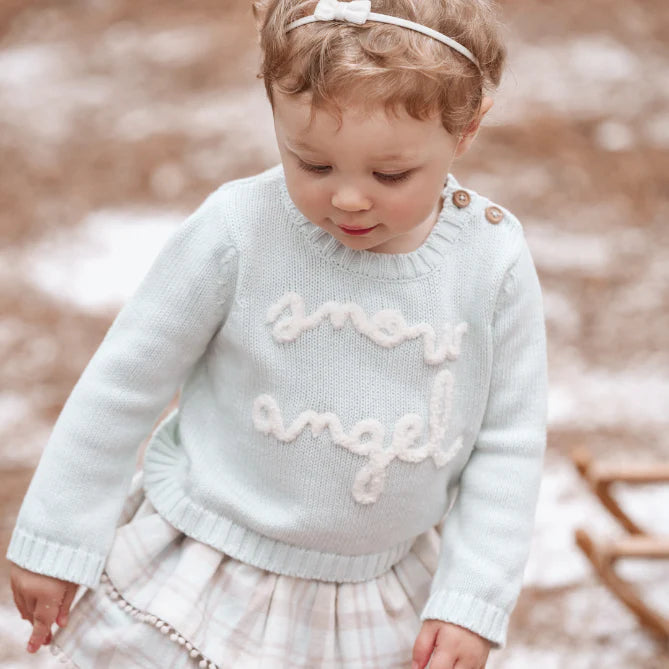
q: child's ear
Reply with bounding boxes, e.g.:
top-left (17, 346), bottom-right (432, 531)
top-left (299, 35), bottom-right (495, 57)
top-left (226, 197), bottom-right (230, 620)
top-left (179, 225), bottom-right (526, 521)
top-left (454, 96), bottom-right (494, 158)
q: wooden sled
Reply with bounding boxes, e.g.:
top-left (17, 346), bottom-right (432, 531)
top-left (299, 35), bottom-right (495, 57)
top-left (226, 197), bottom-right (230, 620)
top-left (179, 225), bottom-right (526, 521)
top-left (569, 446), bottom-right (669, 641)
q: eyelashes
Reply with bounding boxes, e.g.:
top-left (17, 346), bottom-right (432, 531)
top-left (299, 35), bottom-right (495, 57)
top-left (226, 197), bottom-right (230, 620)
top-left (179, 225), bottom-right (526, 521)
top-left (296, 160), bottom-right (413, 184)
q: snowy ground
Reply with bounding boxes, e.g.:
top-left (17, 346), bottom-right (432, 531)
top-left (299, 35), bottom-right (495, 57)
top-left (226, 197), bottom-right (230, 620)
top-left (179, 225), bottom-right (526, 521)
top-left (1, 1), bottom-right (668, 667)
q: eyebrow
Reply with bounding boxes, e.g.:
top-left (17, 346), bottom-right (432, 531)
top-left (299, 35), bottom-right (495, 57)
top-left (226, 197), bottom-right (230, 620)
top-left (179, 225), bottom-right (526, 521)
top-left (288, 139), bottom-right (417, 162)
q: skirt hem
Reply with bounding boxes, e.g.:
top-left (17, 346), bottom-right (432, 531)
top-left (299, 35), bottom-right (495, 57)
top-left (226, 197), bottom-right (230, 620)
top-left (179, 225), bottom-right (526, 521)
top-left (98, 571), bottom-right (220, 669)
top-left (49, 641), bottom-right (80, 668)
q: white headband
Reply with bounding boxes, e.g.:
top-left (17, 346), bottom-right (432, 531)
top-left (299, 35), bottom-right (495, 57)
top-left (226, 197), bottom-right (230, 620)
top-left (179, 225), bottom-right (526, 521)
top-left (285, 0), bottom-right (481, 70)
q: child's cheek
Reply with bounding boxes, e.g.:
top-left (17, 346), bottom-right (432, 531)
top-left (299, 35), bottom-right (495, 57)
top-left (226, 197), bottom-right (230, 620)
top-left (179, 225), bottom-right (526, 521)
top-left (386, 194), bottom-right (423, 228)
top-left (303, 189), bottom-right (326, 219)
top-left (287, 178), bottom-right (325, 222)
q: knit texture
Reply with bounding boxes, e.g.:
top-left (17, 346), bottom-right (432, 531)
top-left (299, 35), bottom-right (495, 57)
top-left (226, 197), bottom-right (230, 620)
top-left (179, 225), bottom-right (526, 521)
top-left (6, 163), bottom-right (547, 648)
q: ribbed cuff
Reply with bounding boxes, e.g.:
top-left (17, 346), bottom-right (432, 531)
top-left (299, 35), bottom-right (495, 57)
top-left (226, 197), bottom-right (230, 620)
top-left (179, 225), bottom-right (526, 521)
top-left (6, 526), bottom-right (105, 589)
top-left (419, 589), bottom-right (509, 648)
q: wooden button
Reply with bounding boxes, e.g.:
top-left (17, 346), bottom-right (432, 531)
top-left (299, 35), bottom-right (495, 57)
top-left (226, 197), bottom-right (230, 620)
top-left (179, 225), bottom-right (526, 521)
top-left (485, 205), bottom-right (503, 224)
top-left (452, 190), bottom-right (471, 208)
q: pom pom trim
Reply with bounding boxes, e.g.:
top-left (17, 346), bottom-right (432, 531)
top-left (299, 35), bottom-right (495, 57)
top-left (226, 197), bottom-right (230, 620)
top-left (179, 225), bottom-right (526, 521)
top-left (50, 572), bottom-right (219, 669)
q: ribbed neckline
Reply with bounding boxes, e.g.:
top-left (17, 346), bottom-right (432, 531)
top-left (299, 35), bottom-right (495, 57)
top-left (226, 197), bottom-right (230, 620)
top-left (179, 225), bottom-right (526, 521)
top-left (275, 164), bottom-right (471, 280)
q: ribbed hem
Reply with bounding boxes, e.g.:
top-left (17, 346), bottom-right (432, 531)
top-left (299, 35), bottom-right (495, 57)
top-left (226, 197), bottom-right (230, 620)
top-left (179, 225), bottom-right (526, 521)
top-left (142, 408), bottom-right (416, 583)
top-left (419, 589), bottom-right (509, 648)
top-left (273, 163), bottom-right (473, 280)
top-left (6, 527), bottom-right (104, 589)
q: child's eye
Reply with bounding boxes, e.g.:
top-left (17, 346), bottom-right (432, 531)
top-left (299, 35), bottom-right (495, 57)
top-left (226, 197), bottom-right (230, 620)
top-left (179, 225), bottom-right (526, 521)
top-left (297, 161), bottom-right (331, 175)
top-left (375, 170), bottom-right (412, 184)
top-left (297, 161), bottom-right (412, 184)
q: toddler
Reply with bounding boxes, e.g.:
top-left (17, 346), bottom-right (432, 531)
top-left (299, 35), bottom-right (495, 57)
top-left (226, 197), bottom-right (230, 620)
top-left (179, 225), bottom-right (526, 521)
top-left (7, 1), bottom-right (547, 667)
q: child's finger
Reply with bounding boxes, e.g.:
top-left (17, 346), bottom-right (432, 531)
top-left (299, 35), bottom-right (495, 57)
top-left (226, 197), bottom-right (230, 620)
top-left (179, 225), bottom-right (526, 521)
top-left (457, 656), bottom-right (488, 669)
top-left (27, 600), bottom-right (57, 652)
top-left (57, 583), bottom-right (78, 627)
top-left (427, 648), bottom-right (458, 669)
top-left (27, 618), bottom-right (49, 653)
top-left (454, 659), bottom-right (487, 669)
top-left (24, 594), bottom-right (36, 624)
top-left (412, 624), bottom-right (438, 669)
top-left (27, 618), bottom-right (53, 652)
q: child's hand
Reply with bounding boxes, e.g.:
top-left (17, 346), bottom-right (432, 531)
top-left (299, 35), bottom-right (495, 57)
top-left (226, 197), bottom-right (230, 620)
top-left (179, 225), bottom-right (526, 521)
top-left (9, 563), bottom-right (79, 653)
top-left (412, 619), bottom-right (492, 669)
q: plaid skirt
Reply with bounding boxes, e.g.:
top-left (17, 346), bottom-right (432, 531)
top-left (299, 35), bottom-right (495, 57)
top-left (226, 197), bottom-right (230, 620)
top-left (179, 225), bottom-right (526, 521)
top-left (49, 469), bottom-right (442, 669)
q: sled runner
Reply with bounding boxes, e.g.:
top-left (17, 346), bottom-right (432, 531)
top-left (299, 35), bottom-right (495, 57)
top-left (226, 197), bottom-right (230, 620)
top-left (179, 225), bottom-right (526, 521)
top-left (570, 446), bottom-right (669, 641)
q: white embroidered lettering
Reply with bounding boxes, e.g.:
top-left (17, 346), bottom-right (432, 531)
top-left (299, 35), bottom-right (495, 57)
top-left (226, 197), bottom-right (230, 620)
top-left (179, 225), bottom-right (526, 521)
top-left (266, 292), bottom-right (468, 365)
top-left (252, 368), bottom-right (462, 504)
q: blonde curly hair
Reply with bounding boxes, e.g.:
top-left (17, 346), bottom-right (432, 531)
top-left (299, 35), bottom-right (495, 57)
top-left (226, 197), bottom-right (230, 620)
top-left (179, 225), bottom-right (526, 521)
top-left (252, 0), bottom-right (507, 136)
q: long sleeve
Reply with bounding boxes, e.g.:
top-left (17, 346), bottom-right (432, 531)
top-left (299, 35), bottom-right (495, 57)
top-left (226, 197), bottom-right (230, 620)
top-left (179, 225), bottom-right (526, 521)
top-left (419, 233), bottom-right (548, 648)
top-left (6, 190), bottom-right (239, 589)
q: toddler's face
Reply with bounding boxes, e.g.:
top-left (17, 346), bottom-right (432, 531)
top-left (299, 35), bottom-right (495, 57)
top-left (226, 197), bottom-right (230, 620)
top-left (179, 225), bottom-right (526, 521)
top-left (273, 91), bottom-right (462, 254)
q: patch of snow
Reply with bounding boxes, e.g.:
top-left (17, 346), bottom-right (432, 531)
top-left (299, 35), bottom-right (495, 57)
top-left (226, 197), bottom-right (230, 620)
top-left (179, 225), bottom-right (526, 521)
top-left (524, 224), bottom-right (614, 275)
top-left (464, 165), bottom-right (554, 206)
top-left (0, 43), bottom-right (75, 88)
top-left (0, 392), bottom-right (32, 439)
top-left (613, 254), bottom-right (669, 314)
top-left (0, 389), bottom-right (54, 466)
top-left (112, 86), bottom-right (280, 166)
top-left (141, 27), bottom-right (214, 66)
top-left (523, 454), bottom-right (622, 589)
top-left (0, 37), bottom-right (278, 170)
top-left (113, 85), bottom-right (276, 141)
top-left (0, 42), bottom-right (113, 143)
top-left (548, 358), bottom-right (669, 429)
top-left (489, 647), bottom-right (563, 669)
top-left (101, 22), bottom-right (214, 66)
top-left (7, 209), bottom-right (186, 312)
top-left (594, 121), bottom-right (635, 152)
top-left (542, 290), bottom-right (581, 339)
top-left (491, 34), bottom-right (667, 124)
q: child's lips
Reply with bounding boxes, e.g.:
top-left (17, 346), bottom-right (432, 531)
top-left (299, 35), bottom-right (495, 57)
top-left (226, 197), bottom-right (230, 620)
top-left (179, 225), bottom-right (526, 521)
top-left (338, 224), bottom-right (379, 235)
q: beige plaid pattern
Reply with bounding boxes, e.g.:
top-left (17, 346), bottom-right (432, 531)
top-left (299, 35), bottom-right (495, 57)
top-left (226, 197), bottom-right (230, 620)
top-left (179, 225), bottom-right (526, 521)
top-left (50, 470), bottom-right (442, 668)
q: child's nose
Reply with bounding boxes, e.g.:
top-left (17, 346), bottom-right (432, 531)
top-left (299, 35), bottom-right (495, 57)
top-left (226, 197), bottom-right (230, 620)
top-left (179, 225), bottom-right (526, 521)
top-left (331, 186), bottom-right (372, 212)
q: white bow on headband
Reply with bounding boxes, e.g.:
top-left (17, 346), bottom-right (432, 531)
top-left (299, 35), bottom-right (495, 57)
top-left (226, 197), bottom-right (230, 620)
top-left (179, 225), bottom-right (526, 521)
top-left (285, 0), bottom-right (481, 70)
top-left (313, 0), bottom-right (371, 25)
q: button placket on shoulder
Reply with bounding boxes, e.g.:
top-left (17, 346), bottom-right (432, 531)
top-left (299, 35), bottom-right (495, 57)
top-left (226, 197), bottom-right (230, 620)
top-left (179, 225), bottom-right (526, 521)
top-left (485, 205), bottom-right (504, 224)
top-left (452, 190), bottom-right (471, 209)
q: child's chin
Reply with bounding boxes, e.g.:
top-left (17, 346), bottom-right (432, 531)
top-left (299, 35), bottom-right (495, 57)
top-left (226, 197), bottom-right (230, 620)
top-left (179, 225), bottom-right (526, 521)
top-left (337, 235), bottom-right (380, 250)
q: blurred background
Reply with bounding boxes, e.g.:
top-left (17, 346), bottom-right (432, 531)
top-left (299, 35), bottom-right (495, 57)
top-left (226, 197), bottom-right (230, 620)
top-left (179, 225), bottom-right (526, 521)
top-left (1, 0), bottom-right (668, 667)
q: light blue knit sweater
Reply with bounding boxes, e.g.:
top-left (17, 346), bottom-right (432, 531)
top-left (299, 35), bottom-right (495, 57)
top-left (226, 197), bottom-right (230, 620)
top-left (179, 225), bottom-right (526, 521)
top-left (6, 163), bottom-right (547, 647)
